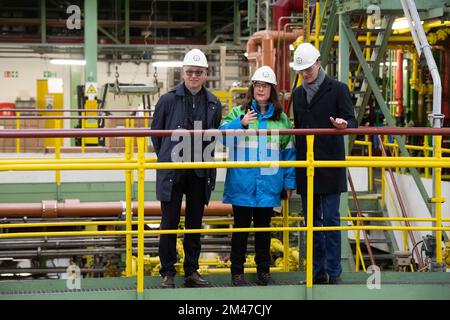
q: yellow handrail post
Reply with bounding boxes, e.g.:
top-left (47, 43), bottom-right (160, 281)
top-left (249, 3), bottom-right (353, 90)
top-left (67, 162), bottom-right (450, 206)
top-left (15, 112), bottom-right (20, 153)
top-left (306, 135), bottom-right (314, 290)
top-left (282, 199), bottom-right (290, 272)
top-left (125, 131), bottom-right (134, 277)
top-left (136, 137), bottom-right (146, 299)
top-left (130, 118), bottom-right (135, 156)
top-left (424, 136), bottom-right (430, 178)
top-left (81, 112), bottom-right (86, 153)
top-left (434, 135), bottom-right (443, 264)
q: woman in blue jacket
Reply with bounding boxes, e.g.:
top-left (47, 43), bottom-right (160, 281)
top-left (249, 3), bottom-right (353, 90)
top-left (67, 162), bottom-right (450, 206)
top-left (219, 66), bottom-right (296, 286)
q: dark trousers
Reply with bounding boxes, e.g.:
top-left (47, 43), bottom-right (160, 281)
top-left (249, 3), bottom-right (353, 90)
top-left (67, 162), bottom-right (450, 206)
top-left (159, 170), bottom-right (205, 277)
top-left (230, 205), bottom-right (273, 275)
top-left (301, 193), bottom-right (342, 277)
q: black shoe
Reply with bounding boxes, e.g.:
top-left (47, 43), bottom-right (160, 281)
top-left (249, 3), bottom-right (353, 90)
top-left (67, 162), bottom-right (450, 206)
top-left (329, 276), bottom-right (343, 285)
top-left (184, 271), bottom-right (211, 288)
top-left (160, 276), bottom-right (175, 289)
top-left (231, 274), bottom-right (247, 286)
top-left (313, 273), bottom-right (329, 284)
top-left (257, 272), bottom-right (275, 286)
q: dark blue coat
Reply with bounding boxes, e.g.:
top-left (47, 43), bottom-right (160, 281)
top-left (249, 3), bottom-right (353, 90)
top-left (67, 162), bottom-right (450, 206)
top-left (150, 83), bottom-right (222, 203)
top-left (292, 75), bottom-right (358, 195)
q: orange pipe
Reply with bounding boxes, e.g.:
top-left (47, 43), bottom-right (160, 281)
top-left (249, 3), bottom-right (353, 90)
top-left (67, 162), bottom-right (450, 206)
top-left (0, 200), bottom-right (232, 218)
top-left (246, 29), bottom-right (303, 70)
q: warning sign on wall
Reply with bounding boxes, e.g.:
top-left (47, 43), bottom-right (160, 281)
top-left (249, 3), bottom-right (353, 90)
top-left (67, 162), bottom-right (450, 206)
top-left (85, 82), bottom-right (98, 100)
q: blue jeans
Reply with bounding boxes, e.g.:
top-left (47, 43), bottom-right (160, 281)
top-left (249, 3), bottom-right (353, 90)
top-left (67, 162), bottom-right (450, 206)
top-left (301, 193), bottom-right (342, 277)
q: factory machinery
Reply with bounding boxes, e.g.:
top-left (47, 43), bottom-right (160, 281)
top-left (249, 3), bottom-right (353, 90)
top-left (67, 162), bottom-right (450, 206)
top-left (0, 0), bottom-right (450, 300)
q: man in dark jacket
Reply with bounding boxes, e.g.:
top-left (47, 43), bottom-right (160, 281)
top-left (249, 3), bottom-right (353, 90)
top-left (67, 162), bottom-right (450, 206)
top-left (151, 49), bottom-right (222, 288)
top-left (292, 43), bottom-right (358, 285)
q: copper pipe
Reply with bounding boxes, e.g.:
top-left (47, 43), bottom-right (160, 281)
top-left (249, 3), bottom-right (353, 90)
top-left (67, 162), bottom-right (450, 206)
top-left (246, 29), bottom-right (303, 70)
top-left (0, 200), bottom-right (232, 218)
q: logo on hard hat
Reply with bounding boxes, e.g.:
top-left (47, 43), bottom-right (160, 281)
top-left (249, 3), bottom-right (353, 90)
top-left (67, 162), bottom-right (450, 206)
top-left (262, 71), bottom-right (269, 78)
top-left (296, 57), bottom-right (302, 65)
top-left (193, 55), bottom-right (200, 62)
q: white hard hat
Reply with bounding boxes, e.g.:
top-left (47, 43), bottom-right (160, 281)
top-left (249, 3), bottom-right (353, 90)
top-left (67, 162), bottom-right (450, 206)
top-left (292, 43), bottom-right (320, 71)
top-left (251, 66), bottom-right (277, 85)
top-left (182, 48), bottom-right (208, 68)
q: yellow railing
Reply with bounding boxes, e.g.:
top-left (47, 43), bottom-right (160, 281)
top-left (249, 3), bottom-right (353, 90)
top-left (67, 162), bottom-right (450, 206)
top-left (0, 129), bottom-right (449, 296)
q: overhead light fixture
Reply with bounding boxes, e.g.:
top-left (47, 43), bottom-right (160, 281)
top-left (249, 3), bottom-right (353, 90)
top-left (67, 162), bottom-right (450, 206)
top-left (392, 17), bottom-right (423, 30)
top-left (152, 61), bottom-right (183, 68)
top-left (50, 59), bottom-right (86, 66)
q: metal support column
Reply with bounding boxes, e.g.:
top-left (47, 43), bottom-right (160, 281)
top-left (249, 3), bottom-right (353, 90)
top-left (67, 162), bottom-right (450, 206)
top-left (84, 0), bottom-right (97, 83)
top-left (206, 2), bottom-right (212, 44)
top-left (338, 12), bottom-right (354, 272)
top-left (40, 0), bottom-right (46, 44)
top-left (234, 0), bottom-right (241, 45)
top-left (124, 0), bottom-right (130, 45)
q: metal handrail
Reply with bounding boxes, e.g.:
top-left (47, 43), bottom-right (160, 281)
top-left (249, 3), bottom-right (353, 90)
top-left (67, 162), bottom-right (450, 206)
top-left (0, 127), bottom-right (448, 296)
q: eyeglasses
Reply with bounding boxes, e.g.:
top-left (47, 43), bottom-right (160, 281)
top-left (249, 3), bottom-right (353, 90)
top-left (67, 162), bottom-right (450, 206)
top-left (253, 82), bottom-right (270, 89)
top-left (185, 70), bottom-right (205, 77)
top-left (300, 64), bottom-right (318, 74)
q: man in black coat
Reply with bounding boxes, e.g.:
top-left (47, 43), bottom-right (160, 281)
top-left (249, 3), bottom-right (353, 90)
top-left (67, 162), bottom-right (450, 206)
top-left (151, 49), bottom-right (222, 288)
top-left (292, 43), bottom-right (358, 285)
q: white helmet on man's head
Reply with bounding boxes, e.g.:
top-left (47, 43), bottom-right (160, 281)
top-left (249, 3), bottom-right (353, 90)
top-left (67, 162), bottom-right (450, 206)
top-left (182, 48), bottom-right (208, 68)
top-left (251, 66), bottom-right (277, 85)
top-left (292, 43), bottom-right (320, 71)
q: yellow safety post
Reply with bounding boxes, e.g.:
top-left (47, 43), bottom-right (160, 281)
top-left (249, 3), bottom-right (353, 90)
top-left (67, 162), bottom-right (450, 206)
top-left (306, 135), bottom-right (314, 288)
top-left (424, 136), bottom-right (430, 178)
top-left (81, 112), bottom-right (86, 153)
top-left (433, 135), bottom-right (444, 264)
top-left (15, 112), bottom-right (20, 153)
top-left (282, 199), bottom-right (290, 272)
top-left (136, 137), bottom-right (146, 298)
top-left (125, 133), bottom-right (134, 276)
top-left (347, 209), bottom-right (366, 272)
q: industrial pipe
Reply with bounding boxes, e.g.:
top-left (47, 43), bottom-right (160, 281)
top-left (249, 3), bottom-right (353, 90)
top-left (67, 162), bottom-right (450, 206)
top-left (272, 0), bottom-right (303, 31)
top-left (396, 50), bottom-right (404, 117)
top-left (0, 200), bottom-right (232, 218)
top-left (246, 30), bottom-right (303, 69)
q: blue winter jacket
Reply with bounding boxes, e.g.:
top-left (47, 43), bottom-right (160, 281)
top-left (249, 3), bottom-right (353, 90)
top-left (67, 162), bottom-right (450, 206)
top-left (219, 101), bottom-right (296, 207)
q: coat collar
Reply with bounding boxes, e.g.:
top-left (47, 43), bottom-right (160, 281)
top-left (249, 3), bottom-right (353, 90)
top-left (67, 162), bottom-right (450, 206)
top-left (251, 100), bottom-right (274, 119)
top-left (172, 82), bottom-right (218, 104)
top-left (302, 75), bottom-right (333, 107)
